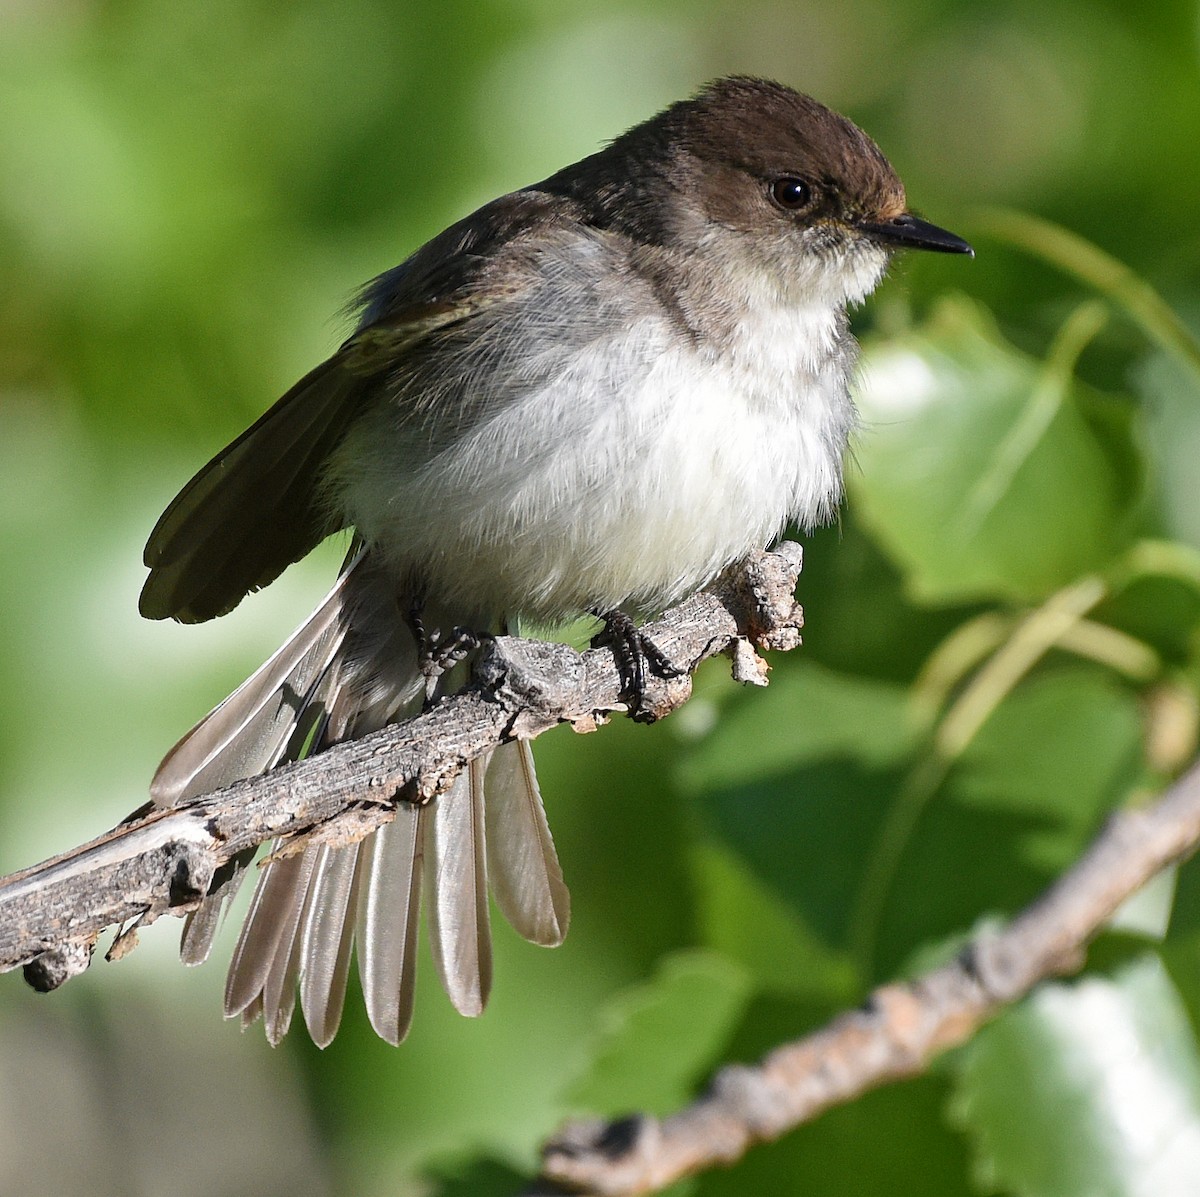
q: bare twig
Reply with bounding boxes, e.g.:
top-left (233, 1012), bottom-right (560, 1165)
top-left (537, 758), bottom-right (1200, 1196)
top-left (0, 543), bottom-right (805, 987)
top-left (17, 535), bottom-right (1193, 1197)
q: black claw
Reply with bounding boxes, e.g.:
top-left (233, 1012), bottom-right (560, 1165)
top-left (602, 610), bottom-right (646, 696)
top-left (594, 610), bottom-right (681, 720)
top-left (439, 626), bottom-right (482, 672)
top-left (407, 597), bottom-right (487, 705)
top-left (406, 595), bottom-right (430, 660)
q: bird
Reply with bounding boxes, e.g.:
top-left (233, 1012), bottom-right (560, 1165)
top-left (140, 75), bottom-right (973, 1047)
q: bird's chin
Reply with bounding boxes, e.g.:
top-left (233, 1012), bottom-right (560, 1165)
top-left (800, 235), bottom-right (890, 306)
top-left (774, 222), bottom-right (891, 306)
top-left (838, 241), bottom-right (891, 305)
top-left (811, 233), bottom-right (888, 307)
top-left (700, 223), bottom-right (890, 310)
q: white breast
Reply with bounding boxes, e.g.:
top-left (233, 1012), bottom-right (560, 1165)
top-left (336, 234), bottom-right (865, 624)
top-left (566, 299), bottom-right (856, 611)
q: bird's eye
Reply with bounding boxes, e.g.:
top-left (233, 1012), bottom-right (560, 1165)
top-left (770, 176), bottom-right (813, 211)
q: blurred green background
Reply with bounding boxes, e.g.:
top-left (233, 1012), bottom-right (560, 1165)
top-left (3, 1), bottom-right (1200, 1194)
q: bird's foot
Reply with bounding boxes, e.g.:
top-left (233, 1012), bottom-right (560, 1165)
top-left (593, 609), bottom-right (683, 722)
top-left (408, 599), bottom-right (484, 705)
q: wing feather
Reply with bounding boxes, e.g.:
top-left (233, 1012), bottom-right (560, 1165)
top-left (140, 358), bottom-right (364, 623)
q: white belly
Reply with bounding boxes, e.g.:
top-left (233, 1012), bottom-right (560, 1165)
top-left (338, 296), bottom-right (855, 623)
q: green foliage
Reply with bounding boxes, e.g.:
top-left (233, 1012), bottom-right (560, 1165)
top-left (951, 955), bottom-right (1200, 1196)
top-left (2, 3), bottom-right (1200, 1196)
top-left (694, 1073), bottom-right (975, 1197)
top-left (853, 297), bottom-right (1145, 603)
top-left (564, 950), bottom-right (751, 1117)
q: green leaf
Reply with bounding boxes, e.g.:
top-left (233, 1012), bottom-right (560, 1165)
top-left (1135, 351), bottom-right (1200, 554)
top-left (564, 950), bottom-right (752, 1117)
top-left (677, 660), bottom-right (917, 794)
top-left (689, 840), bottom-right (859, 1004)
top-left (871, 669), bottom-right (1144, 977)
top-left (974, 209), bottom-right (1200, 381)
top-left (688, 660), bottom-right (1142, 982)
top-left (1163, 854), bottom-right (1200, 1038)
top-left (424, 1156), bottom-right (526, 1197)
top-left (1107, 866), bottom-right (1177, 940)
top-left (921, 671), bottom-right (1143, 873)
top-left (952, 954), bottom-right (1200, 1196)
top-left (1095, 569), bottom-right (1200, 666)
top-left (851, 296), bottom-right (1145, 603)
top-left (786, 516), bottom-right (983, 685)
top-left (681, 663), bottom-right (914, 953)
top-left (1169, 853), bottom-right (1200, 942)
top-left (694, 1070), bottom-right (974, 1197)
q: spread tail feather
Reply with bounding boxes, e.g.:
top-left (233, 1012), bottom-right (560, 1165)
top-left (356, 805), bottom-right (424, 1044)
top-left (154, 550), bottom-right (569, 1044)
top-left (485, 740), bottom-right (570, 947)
top-left (425, 757), bottom-right (493, 1017)
top-left (298, 843), bottom-right (362, 1047)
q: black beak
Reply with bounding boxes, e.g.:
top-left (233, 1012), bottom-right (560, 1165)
top-left (860, 213), bottom-right (974, 256)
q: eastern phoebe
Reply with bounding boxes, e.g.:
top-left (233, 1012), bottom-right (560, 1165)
top-left (141, 76), bottom-right (972, 1046)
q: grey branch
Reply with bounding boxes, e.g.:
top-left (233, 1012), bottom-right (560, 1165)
top-left (0, 543), bottom-right (805, 987)
top-left (536, 756), bottom-right (1200, 1196)
top-left (14, 534), bottom-right (1192, 1197)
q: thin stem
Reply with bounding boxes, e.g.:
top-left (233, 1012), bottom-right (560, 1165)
top-left (956, 299), bottom-right (1109, 539)
top-left (935, 575), bottom-right (1108, 758)
top-left (973, 208), bottom-right (1200, 381)
top-left (849, 575), bottom-right (1109, 978)
top-left (1054, 620), bottom-right (1161, 684)
top-left (910, 612), bottom-right (1015, 730)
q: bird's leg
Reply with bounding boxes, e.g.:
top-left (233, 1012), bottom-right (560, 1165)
top-left (593, 609), bottom-right (683, 721)
top-left (407, 596), bottom-right (483, 704)
top-left (406, 595), bottom-right (430, 661)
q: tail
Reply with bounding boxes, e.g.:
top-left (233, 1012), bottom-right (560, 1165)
top-left (154, 549), bottom-right (570, 1046)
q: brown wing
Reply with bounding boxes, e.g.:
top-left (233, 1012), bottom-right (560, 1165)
top-left (140, 354), bottom-right (367, 623)
top-left (139, 189), bottom-right (574, 625)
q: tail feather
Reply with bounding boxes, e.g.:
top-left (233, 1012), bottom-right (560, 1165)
top-left (299, 843), bottom-right (362, 1049)
top-left (239, 992), bottom-right (263, 1030)
top-left (179, 899), bottom-right (225, 965)
top-left (156, 550), bottom-right (569, 1045)
top-left (179, 856), bottom-right (251, 965)
top-left (356, 806), bottom-right (424, 1045)
top-left (249, 848), bottom-right (319, 1046)
top-left (262, 905), bottom-right (304, 1046)
top-left (424, 757), bottom-right (493, 1018)
top-left (225, 847), bottom-right (312, 1017)
top-left (485, 741), bottom-right (571, 947)
top-left (162, 565), bottom-right (363, 965)
top-left (150, 562), bottom-right (358, 806)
